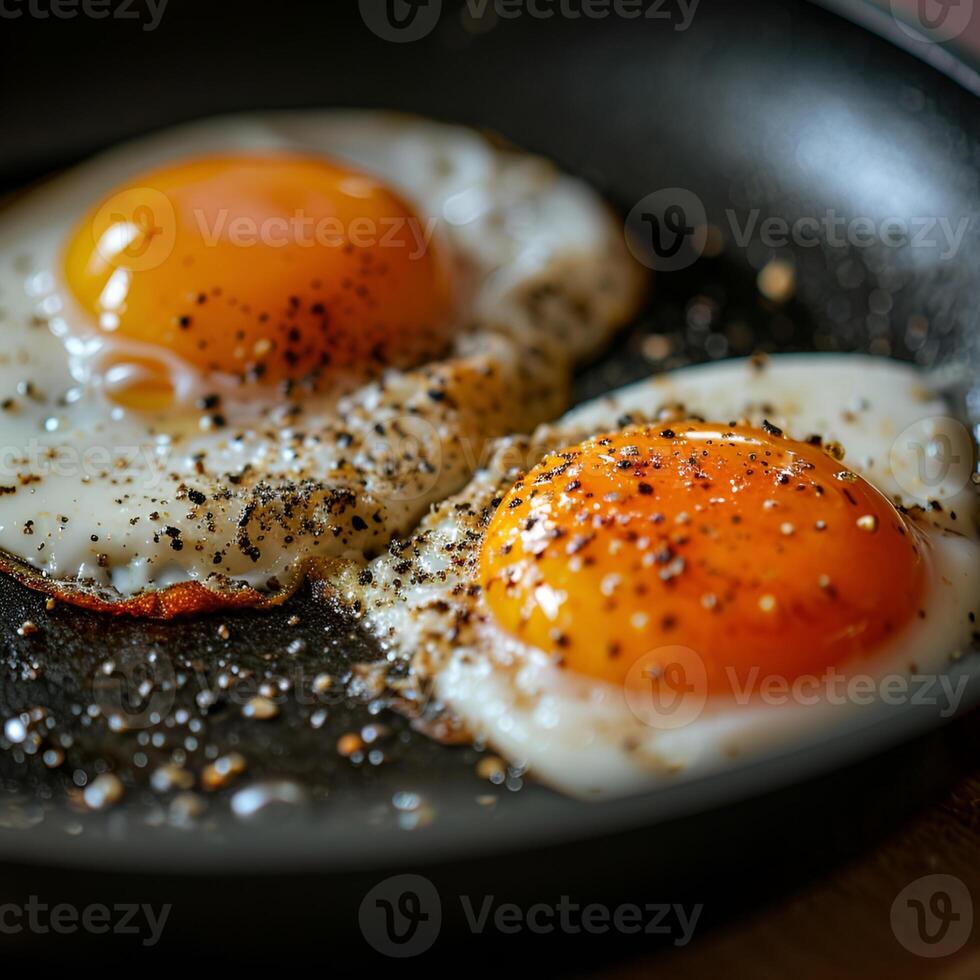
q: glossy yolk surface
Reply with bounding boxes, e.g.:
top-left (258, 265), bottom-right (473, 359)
top-left (64, 154), bottom-right (454, 401)
top-left (480, 422), bottom-right (926, 696)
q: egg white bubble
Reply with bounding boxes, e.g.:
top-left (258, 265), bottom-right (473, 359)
top-left (0, 111), bottom-right (643, 602)
top-left (345, 354), bottom-right (980, 799)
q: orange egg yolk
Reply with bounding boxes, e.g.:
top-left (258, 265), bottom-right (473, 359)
top-left (480, 422), bottom-right (927, 697)
top-left (63, 154), bottom-right (454, 399)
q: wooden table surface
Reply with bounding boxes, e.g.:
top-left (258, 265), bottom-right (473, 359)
top-left (597, 712), bottom-right (980, 979)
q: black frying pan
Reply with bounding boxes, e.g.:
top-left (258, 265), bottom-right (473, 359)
top-left (0, 0), bottom-right (977, 968)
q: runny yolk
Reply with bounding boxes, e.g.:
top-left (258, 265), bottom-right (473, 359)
top-left (63, 154), bottom-right (454, 399)
top-left (479, 422), bottom-right (927, 697)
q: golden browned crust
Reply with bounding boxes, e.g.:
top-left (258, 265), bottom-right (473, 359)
top-left (0, 548), bottom-right (298, 618)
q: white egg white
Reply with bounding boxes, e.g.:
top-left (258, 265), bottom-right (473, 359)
top-left (0, 112), bottom-right (643, 606)
top-left (340, 354), bottom-right (980, 798)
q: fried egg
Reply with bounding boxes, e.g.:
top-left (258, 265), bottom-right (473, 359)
top-left (338, 354), bottom-right (980, 798)
top-left (0, 112), bottom-right (645, 615)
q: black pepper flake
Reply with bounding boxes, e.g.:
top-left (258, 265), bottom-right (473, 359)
top-left (197, 393), bottom-right (221, 411)
top-left (351, 515), bottom-right (368, 532)
top-left (187, 489), bottom-right (207, 505)
top-left (637, 482), bottom-right (653, 495)
top-left (567, 534), bottom-right (593, 555)
top-left (761, 419), bottom-right (783, 437)
top-left (660, 429), bottom-right (676, 439)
